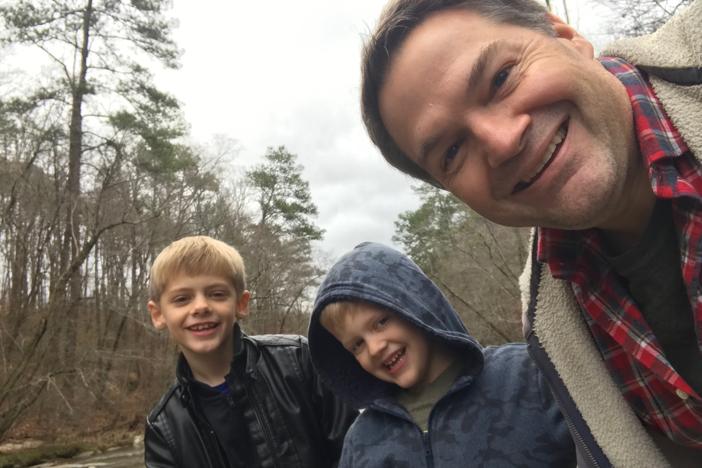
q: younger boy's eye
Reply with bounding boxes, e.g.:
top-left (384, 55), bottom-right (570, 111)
top-left (376, 316), bottom-right (389, 329)
top-left (350, 339), bottom-right (364, 355)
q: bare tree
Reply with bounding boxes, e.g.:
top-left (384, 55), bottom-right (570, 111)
top-left (394, 186), bottom-right (529, 344)
top-left (594, 0), bottom-right (692, 36)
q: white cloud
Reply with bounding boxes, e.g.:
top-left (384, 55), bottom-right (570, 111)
top-left (159, 0), bottom-right (419, 259)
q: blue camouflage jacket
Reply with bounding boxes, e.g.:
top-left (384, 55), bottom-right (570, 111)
top-left (308, 242), bottom-right (575, 467)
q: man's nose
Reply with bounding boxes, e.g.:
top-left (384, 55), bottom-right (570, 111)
top-left (468, 109), bottom-right (530, 168)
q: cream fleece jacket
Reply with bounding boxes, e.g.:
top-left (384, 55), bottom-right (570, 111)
top-left (520, 2), bottom-right (702, 466)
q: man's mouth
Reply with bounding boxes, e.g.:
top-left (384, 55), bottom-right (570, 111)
top-left (512, 120), bottom-right (568, 194)
top-left (383, 348), bottom-right (406, 373)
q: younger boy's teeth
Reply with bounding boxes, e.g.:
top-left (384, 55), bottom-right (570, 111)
top-left (383, 349), bottom-right (405, 369)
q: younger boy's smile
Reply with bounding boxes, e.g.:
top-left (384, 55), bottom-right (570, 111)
top-left (383, 348), bottom-right (407, 374)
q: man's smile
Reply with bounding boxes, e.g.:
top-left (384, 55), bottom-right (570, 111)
top-left (513, 120), bottom-right (568, 194)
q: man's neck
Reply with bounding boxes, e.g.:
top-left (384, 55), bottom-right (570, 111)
top-left (599, 156), bottom-right (657, 255)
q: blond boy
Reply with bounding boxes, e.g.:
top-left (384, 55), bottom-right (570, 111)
top-left (144, 236), bottom-right (356, 468)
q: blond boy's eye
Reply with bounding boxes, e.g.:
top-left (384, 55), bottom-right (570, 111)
top-left (172, 295), bottom-right (189, 305)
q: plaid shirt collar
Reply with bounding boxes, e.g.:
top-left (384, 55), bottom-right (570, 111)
top-left (538, 57), bottom-right (691, 269)
top-left (537, 57), bottom-right (702, 448)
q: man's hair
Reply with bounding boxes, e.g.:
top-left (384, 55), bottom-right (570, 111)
top-left (149, 236), bottom-right (246, 301)
top-left (361, 0), bottom-right (554, 185)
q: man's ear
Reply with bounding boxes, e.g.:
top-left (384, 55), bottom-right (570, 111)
top-left (546, 12), bottom-right (594, 59)
top-left (147, 300), bottom-right (167, 330)
top-left (236, 290), bottom-right (251, 319)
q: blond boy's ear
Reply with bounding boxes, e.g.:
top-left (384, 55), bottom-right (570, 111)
top-left (546, 12), bottom-right (594, 59)
top-left (147, 300), bottom-right (167, 330)
top-left (236, 290), bottom-right (251, 320)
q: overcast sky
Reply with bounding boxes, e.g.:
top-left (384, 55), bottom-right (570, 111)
top-left (158, 0), bottom-right (612, 261)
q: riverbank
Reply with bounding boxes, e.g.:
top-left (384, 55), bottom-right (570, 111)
top-left (0, 431), bottom-right (142, 468)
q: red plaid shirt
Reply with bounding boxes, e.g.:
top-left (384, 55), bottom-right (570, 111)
top-left (537, 57), bottom-right (702, 448)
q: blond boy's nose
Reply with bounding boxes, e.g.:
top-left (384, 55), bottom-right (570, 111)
top-left (192, 294), bottom-right (210, 314)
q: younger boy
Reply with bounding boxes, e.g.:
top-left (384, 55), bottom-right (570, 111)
top-left (308, 242), bottom-right (575, 467)
top-left (144, 236), bottom-right (357, 468)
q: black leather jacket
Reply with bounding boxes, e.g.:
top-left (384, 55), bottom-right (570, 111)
top-left (145, 326), bottom-right (358, 468)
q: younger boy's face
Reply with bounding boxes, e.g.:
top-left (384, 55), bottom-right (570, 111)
top-left (323, 303), bottom-right (452, 389)
top-left (148, 272), bottom-right (249, 361)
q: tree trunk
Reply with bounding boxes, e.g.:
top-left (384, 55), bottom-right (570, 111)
top-left (60, 0), bottom-right (93, 371)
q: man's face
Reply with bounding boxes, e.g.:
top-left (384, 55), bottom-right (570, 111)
top-left (379, 9), bottom-right (638, 231)
top-left (323, 303), bottom-right (453, 389)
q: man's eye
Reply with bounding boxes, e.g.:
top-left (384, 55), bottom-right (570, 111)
top-left (442, 142), bottom-right (461, 172)
top-left (493, 66), bottom-right (512, 89)
top-left (377, 316), bottom-right (389, 328)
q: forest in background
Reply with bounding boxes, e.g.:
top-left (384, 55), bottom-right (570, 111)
top-left (0, 0), bottom-right (692, 446)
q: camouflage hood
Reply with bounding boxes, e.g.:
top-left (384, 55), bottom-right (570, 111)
top-left (308, 242), bottom-right (484, 409)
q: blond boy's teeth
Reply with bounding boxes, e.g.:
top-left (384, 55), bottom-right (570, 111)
top-left (189, 323), bottom-right (217, 331)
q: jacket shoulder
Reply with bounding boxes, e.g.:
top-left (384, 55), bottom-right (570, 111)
top-left (479, 343), bottom-right (545, 399)
top-left (146, 381), bottom-right (180, 424)
top-left (244, 333), bottom-right (313, 380)
top-left (247, 333), bottom-right (307, 348)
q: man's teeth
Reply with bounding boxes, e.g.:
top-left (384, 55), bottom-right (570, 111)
top-left (189, 323), bottom-right (217, 331)
top-left (384, 349), bottom-right (405, 369)
top-left (524, 125), bottom-right (566, 183)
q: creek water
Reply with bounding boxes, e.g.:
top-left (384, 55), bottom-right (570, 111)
top-left (31, 445), bottom-right (143, 468)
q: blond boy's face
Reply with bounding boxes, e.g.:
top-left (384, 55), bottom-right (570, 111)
top-left (148, 272), bottom-right (249, 361)
top-left (323, 303), bottom-right (452, 389)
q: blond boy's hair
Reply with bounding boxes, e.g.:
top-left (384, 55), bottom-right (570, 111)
top-left (149, 236), bottom-right (246, 301)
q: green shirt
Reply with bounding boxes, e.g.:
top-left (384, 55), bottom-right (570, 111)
top-left (396, 358), bottom-right (463, 431)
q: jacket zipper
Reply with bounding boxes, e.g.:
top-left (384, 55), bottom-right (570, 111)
top-left (246, 385), bottom-right (280, 468)
top-left (421, 430), bottom-right (434, 468)
top-left (525, 240), bottom-right (605, 468)
top-left (527, 332), bottom-right (600, 468)
top-left (183, 389), bottom-right (227, 468)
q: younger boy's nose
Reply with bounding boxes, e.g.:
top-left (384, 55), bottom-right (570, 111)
top-left (367, 336), bottom-right (386, 358)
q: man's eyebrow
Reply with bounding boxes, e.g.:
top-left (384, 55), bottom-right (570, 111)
top-left (418, 40), bottom-right (505, 165)
top-left (467, 40), bottom-right (504, 92)
top-left (419, 135), bottom-right (441, 167)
